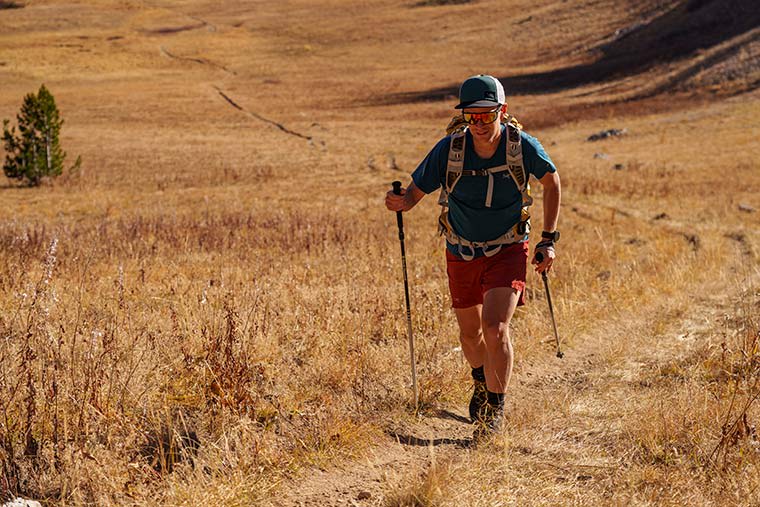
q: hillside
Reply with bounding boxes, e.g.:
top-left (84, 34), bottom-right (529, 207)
top-left (0, 1), bottom-right (758, 506)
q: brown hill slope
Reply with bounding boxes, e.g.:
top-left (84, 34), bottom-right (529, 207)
top-left (390, 0), bottom-right (759, 106)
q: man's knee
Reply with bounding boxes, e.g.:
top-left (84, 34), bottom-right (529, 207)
top-left (460, 327), bottom-right (483, 344)
top-left (482, 321), bottom-right (510, 348)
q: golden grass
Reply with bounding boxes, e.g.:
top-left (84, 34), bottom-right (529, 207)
top-left (1, 0), bottom-right (759, 505)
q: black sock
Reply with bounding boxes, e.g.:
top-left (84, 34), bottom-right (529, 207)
top-left (487, 391), bottom-right (504, 408)
top-left (471, 366), bottom-right (485, 383)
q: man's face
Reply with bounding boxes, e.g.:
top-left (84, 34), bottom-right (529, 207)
top-left (463, 104), bottom-right (506, 139)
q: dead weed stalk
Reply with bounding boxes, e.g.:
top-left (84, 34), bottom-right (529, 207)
top-left (706, 289), bottom-right (760, 469)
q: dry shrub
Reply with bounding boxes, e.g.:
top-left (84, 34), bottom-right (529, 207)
top-left (0, 198), bottom-right (442, 502)
top-left (615, 284), bottom-right (760, 504)
top-left (0, 237), bottom-right (159, 501)
top-left (0, 207), bottom-right (378, 269)
top-left (626, 388), bottom-right (713, 467)
top-left (203, 296), bottom-right (265, 414)
top-left (706, 288), bottom-right (760, 471)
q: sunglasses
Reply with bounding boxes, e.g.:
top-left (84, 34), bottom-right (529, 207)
top-left (462, 106), bottom-right (501, 125)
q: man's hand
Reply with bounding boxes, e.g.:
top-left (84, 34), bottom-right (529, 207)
top-left (532, 240), bottom-right (555, 273)
top-left (385, 182), bottom-right (425, 212)
top-left (385, 187), bottom-right (408, 212)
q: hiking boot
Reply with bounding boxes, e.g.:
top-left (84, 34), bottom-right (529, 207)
top-left (469, 380), bottom-right (488, 424)
top-left (472, 403), bottom-right (504, 442)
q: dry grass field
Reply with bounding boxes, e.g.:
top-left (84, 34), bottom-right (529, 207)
top-left (1, 0), bottom-right (759, 505)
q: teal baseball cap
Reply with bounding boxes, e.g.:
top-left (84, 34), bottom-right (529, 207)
top-left (455, 75), bottom-right (506, 109)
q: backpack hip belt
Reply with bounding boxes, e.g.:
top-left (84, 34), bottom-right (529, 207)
top-left (439, 213), bottom-right (530, 261)
top-left (437, 117), bottom-right (533, 261)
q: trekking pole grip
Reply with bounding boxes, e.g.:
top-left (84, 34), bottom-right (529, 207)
top-left (536, 253), bottom-right (550, 283)
top-left (535, 252), bottom-right (547, 279)
top-left (392, 181), bottom-right (404, 236)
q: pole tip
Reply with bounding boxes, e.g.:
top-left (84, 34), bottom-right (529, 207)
top-left (557, 351), bottom-right (564, 359)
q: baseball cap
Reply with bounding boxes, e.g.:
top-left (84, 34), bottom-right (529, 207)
top-left (455, 75), bottom-right (506, 109)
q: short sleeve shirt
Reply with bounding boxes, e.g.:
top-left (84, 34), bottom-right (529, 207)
top-left (411, 124), bottom-right (557, 257)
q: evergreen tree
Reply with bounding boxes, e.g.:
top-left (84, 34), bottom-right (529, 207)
top-left (2, 84), bottom-right (79, 186)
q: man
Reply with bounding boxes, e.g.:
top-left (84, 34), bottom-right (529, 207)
top-left (385, 75), bottom-right (561, 438)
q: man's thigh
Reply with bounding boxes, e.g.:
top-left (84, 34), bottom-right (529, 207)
top-left (482, 287), bottom-right (520, 330)
top-left (454, 304), bottom-right (483, 337)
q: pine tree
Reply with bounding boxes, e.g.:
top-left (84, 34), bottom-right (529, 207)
top-left (2, 84), bottom-right (79, 186)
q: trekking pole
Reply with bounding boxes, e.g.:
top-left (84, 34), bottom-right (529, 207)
top-left (535, 252), bottom-right (564, 359)
top-left (392, 181), bottom-right (419, 409)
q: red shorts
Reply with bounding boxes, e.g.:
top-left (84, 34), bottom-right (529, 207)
top-left (446, 242), bottom-right (528, 309)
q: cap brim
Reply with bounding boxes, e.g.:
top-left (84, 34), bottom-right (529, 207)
top-left (454, 99), bottom-right (502, 109)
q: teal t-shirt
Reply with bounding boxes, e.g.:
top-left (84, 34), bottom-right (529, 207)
top-left (411, 124), bottom-right (557, 258)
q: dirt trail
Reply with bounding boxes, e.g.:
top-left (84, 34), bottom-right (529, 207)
top-left (262, 352), bottom-right (596, 506)
top-left (263, 261), bottom-right (758, 506)
top-left (266, 409), bottom-right (474, 507)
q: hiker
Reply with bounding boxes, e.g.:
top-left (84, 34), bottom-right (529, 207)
top-left (385, 75), bottom-right (561, 437)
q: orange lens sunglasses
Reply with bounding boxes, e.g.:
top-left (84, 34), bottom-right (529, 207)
top-left (462, 106), bottom-right (501, 125)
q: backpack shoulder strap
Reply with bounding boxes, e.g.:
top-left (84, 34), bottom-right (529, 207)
top-left (438, 130), bottom-right (466, 206)
top-left (505, 119), bottom-right (527, 192)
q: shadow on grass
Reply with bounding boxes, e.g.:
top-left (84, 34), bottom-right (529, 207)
top-left (383, 0), bottom-right (760, 104)
top-left (0, 1), bottom-right (24, 9)
top-left (387, 430), bottom-right (473, 449)
top-left (430, 408), bottom-right (471, 425)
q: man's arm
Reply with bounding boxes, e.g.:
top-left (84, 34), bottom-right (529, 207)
top-left (385, 181), bottom-right (426, 212)
top-left (532, 171), bottom-right (561, 272)
top-left (539, 171), bottom-right (561, 232)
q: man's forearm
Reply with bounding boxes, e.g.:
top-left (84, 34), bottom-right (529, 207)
top-left (403, 182), bottom-right (426, 211)
top-left (541, 173), bottom-right (561, 232)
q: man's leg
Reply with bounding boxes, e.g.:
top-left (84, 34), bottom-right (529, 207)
top-left (473, 287), bottom-right (520, 437)
top-left (481, 287), bottom-right (520, 393)
top-left (454, 305), bottom-right (484, 368)
top-left (454, 305), bottom-right (489, 422)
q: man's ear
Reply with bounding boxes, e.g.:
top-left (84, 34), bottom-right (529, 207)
top-left (498, 103), bottom-right (508, 121)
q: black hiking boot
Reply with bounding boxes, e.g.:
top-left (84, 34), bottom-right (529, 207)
top-left (473, 404), bottom-right (503, 441)
top-left (468, 366), bottom-right (487, 423)
top-left (469, 380), bottom-right (488, 424)
top-left (473, 392), bottom-right (504, 442)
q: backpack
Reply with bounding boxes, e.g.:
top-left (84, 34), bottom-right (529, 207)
top-left (437, 114), bottom-right (532, 261)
